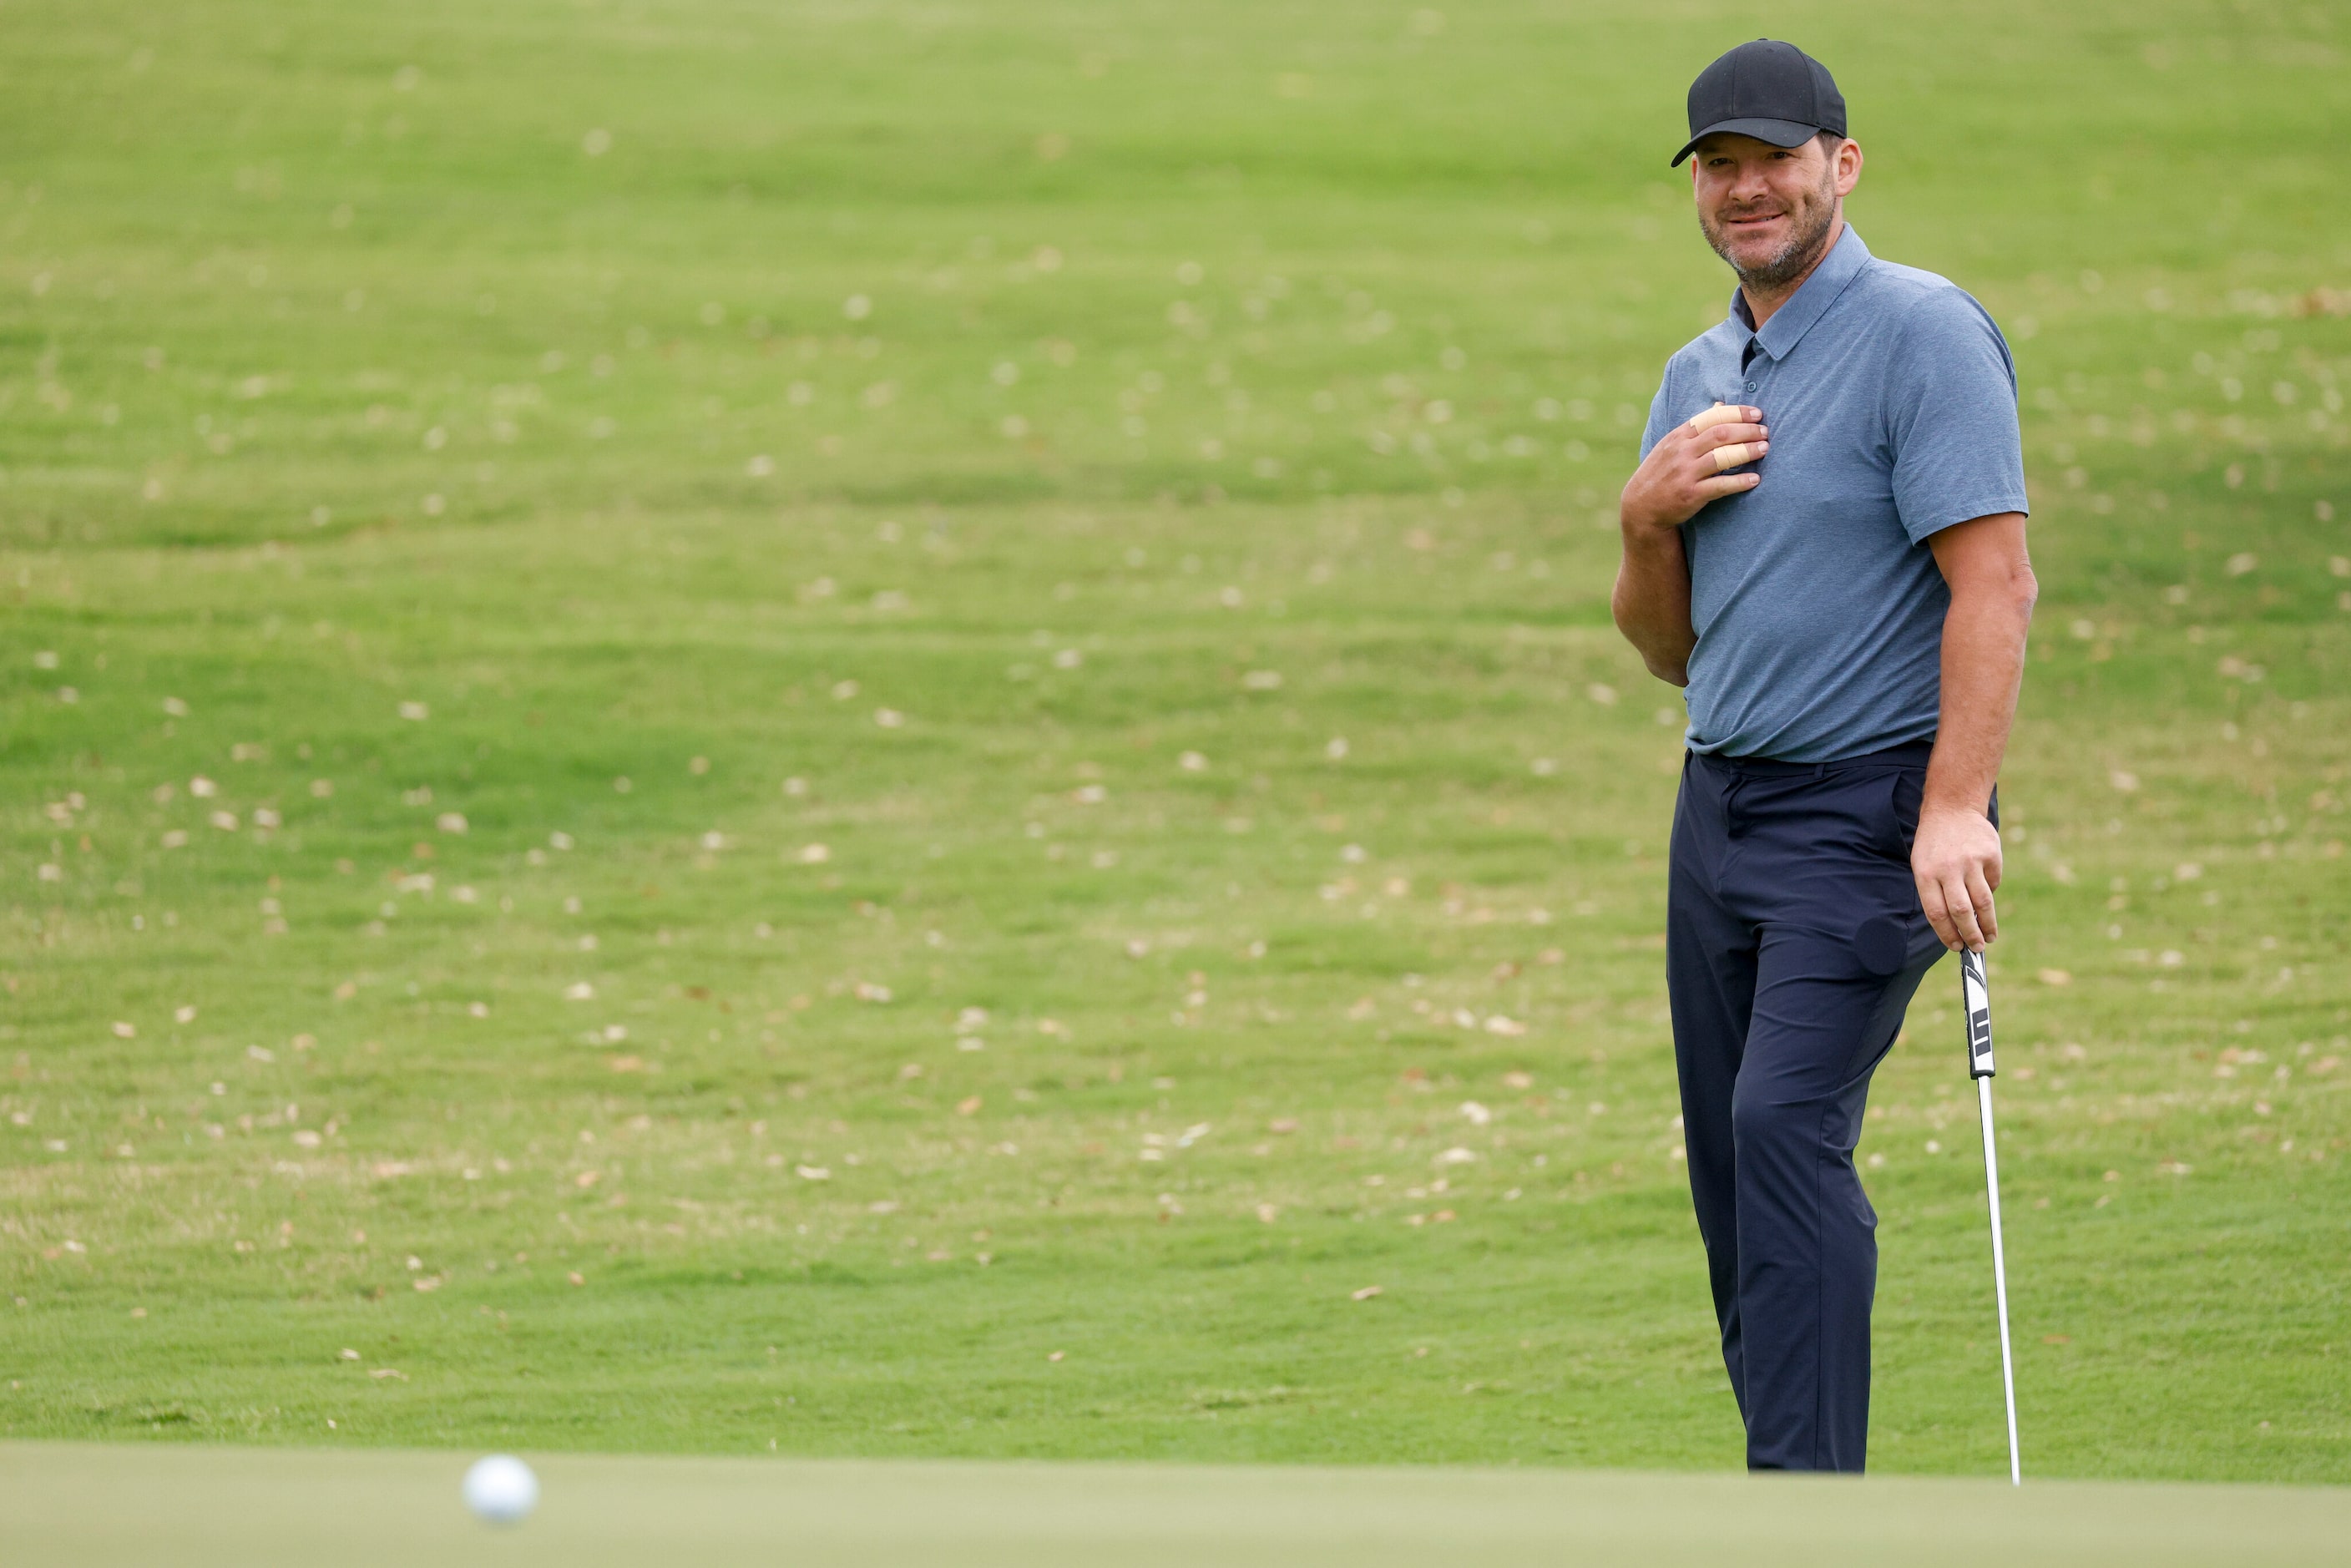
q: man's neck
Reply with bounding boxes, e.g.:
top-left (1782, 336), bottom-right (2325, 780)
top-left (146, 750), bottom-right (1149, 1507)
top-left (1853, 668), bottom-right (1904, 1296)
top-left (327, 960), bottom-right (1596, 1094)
top-left (1738, 213), bottom-right (1844, 331)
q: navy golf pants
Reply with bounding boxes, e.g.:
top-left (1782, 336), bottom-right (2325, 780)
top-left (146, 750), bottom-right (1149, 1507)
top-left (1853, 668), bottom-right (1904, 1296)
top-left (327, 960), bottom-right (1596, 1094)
top-left (1667, 741), bottom-right (1975, 1473)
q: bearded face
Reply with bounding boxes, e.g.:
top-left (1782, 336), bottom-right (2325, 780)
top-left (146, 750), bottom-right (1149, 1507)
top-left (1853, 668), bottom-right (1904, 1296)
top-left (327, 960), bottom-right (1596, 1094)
top-left (1692, 135), bottom-right (1847, 294)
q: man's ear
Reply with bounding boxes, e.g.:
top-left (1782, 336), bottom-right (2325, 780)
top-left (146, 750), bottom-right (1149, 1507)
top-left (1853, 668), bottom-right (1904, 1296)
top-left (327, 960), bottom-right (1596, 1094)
top-left (1834, 139), bottom-right (1864, 197)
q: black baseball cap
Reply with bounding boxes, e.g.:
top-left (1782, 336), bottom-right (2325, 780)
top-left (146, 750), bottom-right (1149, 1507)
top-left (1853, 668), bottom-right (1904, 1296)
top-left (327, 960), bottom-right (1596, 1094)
top-left (1671, 40), bottom-right (1846, 166)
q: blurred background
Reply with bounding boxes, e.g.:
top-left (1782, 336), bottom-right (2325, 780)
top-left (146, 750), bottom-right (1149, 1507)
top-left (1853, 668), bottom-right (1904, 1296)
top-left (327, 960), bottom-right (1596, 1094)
top-left (3, 0), bottom-right (2345, 1478)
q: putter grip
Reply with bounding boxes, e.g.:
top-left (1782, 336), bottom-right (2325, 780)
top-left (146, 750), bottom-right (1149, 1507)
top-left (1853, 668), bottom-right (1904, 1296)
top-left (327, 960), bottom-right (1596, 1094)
top-left (1960, 948), bottom-right (1996, 1079)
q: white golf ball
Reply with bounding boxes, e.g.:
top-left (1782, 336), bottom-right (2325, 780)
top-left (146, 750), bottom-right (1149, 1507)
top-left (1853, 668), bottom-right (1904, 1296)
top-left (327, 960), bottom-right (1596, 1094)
top-left (462, 1454), bottom-right (539, 1525)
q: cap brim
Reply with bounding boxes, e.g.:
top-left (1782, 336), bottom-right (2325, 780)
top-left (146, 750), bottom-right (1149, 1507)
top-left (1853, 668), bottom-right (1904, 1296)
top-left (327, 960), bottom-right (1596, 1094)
top-left (1670, 117), bottom-right (1822, 167)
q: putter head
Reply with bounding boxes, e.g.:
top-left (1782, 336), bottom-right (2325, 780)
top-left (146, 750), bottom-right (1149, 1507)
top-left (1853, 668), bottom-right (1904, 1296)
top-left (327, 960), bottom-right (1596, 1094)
top-left (1959, 948), bottom-right (1995, 1079)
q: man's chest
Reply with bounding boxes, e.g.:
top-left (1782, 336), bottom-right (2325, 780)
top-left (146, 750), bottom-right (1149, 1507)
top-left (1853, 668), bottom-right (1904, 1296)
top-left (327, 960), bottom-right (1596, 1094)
top-left (1671, 346), bottom-right (1917, 591)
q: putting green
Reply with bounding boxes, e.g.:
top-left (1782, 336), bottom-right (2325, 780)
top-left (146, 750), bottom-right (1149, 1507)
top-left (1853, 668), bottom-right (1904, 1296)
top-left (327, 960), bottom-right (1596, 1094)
top-left (4, 0), bottom-right (2347, 1483)
top-left (2, 1441), bottom-right (2344, 1566)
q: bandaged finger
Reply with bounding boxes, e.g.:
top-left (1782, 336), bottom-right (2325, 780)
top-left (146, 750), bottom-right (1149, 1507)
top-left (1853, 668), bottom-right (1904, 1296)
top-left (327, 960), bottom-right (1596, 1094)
top-left (1686, 402), bottom-right (1745, 437)
top-left (1710, 441), bottom-right (1762, 473)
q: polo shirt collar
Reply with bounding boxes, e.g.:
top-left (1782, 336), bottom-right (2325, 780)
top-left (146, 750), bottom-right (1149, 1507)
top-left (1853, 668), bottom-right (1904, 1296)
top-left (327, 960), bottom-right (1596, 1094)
top-left (1731, 222), bottom-right (1873, 363)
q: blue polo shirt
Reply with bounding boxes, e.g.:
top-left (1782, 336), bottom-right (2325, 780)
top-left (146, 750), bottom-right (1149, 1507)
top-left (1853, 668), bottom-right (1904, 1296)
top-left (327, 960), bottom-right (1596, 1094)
top-left (1639, 225), bottom-right (2030, 762)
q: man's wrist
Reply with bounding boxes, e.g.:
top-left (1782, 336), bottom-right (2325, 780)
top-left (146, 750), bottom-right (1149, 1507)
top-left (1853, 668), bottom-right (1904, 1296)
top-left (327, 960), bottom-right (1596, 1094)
top-left (1918, 792), bottom-right (1995, 824)
top-left (1620, 501), bottom-right (1679, 542)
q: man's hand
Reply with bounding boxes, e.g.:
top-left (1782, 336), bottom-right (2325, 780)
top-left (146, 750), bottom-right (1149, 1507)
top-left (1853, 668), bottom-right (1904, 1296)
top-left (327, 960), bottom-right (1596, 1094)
top-left (1612, 404), bottom-right (1769, 684)
top-left (1619, 402), bottom-right (1768, 535)
top-left (1913, 803), bottom-right (2001, 953)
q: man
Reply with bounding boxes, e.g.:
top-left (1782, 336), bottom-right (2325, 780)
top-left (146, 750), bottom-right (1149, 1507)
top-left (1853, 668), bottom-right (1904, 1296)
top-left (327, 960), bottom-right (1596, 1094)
top-left (1612, 39), bottom-right (2037, 1473)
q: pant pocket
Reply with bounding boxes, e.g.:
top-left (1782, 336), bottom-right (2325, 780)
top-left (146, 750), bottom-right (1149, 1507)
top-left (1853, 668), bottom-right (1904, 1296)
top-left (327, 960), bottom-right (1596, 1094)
top-left (1880, 768), bottom-right (1924, 862)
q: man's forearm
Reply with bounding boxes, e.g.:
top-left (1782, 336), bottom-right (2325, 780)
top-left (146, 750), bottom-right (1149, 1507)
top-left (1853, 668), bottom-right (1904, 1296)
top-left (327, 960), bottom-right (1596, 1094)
top-left (1923, 578), bottom-right (2034, 816)
top-left (1612, 523), bottom-right (1696, 686)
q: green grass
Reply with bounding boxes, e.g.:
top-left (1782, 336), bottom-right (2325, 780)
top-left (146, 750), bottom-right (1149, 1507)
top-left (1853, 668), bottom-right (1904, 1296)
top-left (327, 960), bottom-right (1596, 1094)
top-left (8, 1442), bottom-right (2351, 1566)
top-left (3, 0), bottom-right (2347, 1482)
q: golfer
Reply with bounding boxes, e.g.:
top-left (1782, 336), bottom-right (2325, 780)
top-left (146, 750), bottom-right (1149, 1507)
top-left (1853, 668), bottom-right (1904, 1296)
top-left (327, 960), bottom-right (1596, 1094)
top-left (1613, 40), bottom-right (2035, 1472)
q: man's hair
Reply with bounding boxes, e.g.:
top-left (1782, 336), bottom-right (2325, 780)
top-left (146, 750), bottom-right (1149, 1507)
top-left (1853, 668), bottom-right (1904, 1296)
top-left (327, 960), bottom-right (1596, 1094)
top-left (1816, 129), bottom-right (1846, 156)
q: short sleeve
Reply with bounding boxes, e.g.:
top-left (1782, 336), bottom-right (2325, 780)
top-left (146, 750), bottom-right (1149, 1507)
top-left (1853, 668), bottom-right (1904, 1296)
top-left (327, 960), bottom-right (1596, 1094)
top-left (1886, 291), bottom-right (2031, 544)
top-left (1639, 370), bottom-right (1680, 462)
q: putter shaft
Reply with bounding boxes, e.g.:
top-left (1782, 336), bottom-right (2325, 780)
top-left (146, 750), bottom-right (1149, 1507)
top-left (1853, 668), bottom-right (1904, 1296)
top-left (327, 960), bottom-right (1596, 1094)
top-left (1978, 1075), bottom-right (2020, 1485)
top-left (1960, 947), bottom-right (2022, 1486)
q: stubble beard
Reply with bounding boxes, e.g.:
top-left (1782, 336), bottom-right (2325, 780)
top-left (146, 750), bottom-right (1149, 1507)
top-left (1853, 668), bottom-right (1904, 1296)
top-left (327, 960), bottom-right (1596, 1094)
top-left (1701, 169), bottom-right (1839, 294)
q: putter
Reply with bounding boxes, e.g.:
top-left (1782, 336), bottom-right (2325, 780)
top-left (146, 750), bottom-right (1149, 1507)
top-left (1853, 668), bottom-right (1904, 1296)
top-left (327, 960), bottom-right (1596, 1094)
top-left (1959, 945), bottom-right (2022, 1485)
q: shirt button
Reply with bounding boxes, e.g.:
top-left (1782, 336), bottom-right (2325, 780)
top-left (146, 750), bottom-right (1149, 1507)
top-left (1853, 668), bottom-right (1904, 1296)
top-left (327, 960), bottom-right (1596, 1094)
top-left (1744, 381), bottom-right (1758, 392)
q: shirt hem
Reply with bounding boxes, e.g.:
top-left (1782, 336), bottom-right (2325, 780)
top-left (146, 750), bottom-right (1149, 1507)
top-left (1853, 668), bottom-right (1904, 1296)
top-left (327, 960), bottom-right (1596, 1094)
top-left (1683, 721), bottom-right (1941, 766)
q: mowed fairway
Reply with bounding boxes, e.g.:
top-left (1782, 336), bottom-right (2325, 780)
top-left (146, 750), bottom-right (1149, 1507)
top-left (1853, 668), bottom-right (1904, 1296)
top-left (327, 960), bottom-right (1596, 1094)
top-left (2, 0), bottom-right (2347, 1487)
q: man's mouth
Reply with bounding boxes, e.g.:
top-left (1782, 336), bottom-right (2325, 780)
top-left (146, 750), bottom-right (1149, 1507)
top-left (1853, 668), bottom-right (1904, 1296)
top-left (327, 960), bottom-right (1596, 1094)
top-left (1722, 210), bottom-right (1787, 230)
